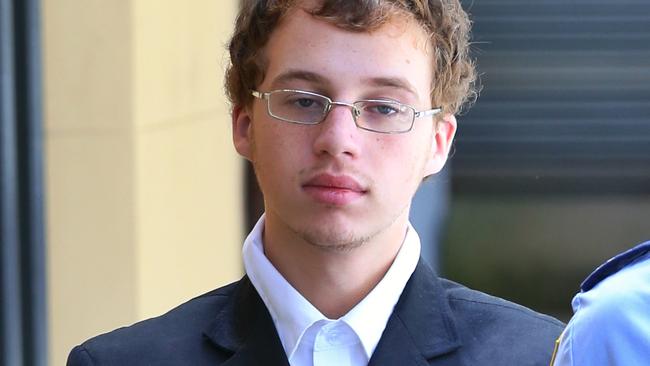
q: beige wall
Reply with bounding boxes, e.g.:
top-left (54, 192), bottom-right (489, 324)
top-left (43, 1), bottom-right (242, 364)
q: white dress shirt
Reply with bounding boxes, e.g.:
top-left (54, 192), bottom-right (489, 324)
top-left (242, 214), bottom-right (421, 366)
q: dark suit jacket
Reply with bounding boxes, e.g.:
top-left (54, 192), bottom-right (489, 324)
top-left (68, 260), bottom-right (564, 365)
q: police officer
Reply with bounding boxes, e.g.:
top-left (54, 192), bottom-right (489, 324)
top-left (552, 241), bottom-right (650, 365)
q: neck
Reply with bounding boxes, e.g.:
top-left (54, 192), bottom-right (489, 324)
top-left (263, 213), bottom-right (408, 319)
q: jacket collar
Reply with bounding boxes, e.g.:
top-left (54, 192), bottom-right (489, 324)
top-left (369, 259), bottom-right (461, 365)
top-left (203, 259), bottom-right (462, 365)
top-left (203, 276), bottom-right (289, 366)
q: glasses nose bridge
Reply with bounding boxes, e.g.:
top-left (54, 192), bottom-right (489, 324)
top-left (326, 100), bottom-right (361, 121)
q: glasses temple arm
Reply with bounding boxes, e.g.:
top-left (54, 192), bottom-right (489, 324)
top-left (415, 107), bottom-right (442, 118)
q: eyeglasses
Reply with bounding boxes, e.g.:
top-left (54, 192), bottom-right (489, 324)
top-left (251, 89), bottom-right (442, 134)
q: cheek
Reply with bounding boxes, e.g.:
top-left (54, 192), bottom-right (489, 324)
top-left (251, 122), bottom-right (283, 160)
top-left (376, 136), bottom-right (431, 184)
top-left (251, 124), bottom-right (308, 181)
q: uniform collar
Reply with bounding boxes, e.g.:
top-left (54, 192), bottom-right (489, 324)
top-left (581, 241), bottom-right (650, 291)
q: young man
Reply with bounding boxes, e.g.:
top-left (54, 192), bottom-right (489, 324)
top-left (552, 241), bottom-right (650, 365)
top-left (68, 1), bottom-right (564, 365)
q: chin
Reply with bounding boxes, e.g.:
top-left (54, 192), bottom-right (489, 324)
top-left (294, 224), bottom-right (371, 252)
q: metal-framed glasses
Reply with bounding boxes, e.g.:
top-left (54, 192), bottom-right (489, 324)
top-left (251, 89), bottom-right (442, 134)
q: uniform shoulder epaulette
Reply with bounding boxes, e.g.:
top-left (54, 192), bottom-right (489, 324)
top-left (581, 241), bottom-right (650, 292)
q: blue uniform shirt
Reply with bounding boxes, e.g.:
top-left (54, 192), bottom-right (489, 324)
top-left (553, 241), bottom-right (650, 366)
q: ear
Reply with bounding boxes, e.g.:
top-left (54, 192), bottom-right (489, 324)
top-left (232, 105), bottom-right (254, 161)
top-left (424, 113), bottom-right (457, 176)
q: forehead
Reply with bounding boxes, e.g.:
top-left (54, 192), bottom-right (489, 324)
top-left (260, 9), bottom-right (433, 101)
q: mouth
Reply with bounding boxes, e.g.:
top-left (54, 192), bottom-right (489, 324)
top-left (302, 173), bottom-right (367, 206)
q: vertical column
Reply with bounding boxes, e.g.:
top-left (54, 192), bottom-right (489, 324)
top-left (131, 0), bottom-right (243, 319)
top-left (0, 0), bottom-right (24, 363)
top-left (1, 0), bottom-right (47, 364)
top-left (43, 2), bottom-right (138, 364)
top-left (43, 0), bottom-right (242, 364)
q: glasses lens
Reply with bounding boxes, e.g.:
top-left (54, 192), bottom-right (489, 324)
top-left (268, 90), bottom-right (328, 124)
top-left (355, 100), bottom-right (414, 133)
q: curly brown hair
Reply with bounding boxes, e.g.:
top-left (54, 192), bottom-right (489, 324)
top-left (225, 0), bottom-right (477, 115)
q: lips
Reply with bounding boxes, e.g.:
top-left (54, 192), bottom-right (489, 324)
top-left (302, 173), bottom-right (367, 206)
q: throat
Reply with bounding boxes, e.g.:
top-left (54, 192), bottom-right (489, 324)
top-left (261, 209), bottom-right (409, 318)
top-left (266, 240), bottom-right (398, 319)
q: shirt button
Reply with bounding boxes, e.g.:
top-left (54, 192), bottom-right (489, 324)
top-left (325, 329), bottom-right (341, 344)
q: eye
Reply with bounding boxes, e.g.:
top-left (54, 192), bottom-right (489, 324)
top-left (295, 98), bottom-right (317, 108)
top-left (374, 104), bottom-right (398, 115)
top-left (362, 101), bottom-right (401, 116)
top-left (283, 94), bottom-right (325, 110)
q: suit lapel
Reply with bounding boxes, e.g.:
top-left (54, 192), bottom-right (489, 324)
top-left (369, 260), bottom-right (463, 366)
top-left (202, 261), bottom-right (462, 366)
top-left (203, 277), bottom-right (290, 366)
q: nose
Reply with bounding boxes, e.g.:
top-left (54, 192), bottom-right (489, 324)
top-left (312, 103), bottom-right (361, 159)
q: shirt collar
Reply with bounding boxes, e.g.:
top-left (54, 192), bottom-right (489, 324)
top-left (242, 214), bottom-right (421, 360)
top-left (341, 223), bottom-right (421, 357)
top-left (242, 215), bottom-right (323, 358)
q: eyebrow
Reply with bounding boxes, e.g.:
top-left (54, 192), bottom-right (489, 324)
top-left (363, 77), bottom-right (419, 99)
top-left (270, 69), bottom-right (420, 99)
top-left (270, 69), bottom-right (330, 89)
